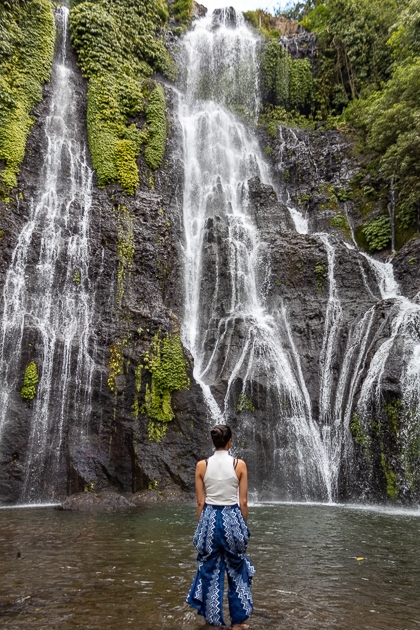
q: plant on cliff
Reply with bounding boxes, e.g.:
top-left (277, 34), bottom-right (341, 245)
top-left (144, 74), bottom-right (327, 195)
top-left (236, 393), bottom-right (255, 413)
top-left (116, 205), bottom-right (134, 307)
top-left (300, 0), bottom-right (398, 114)
top-left (345, 2), bottom-right (420, 238)
top-left (108, 340), bottom-right (127, 393)
top-left (362, 215), bottom-right (391, 252)
top-left (144, 84), bottom-right (167, 171)
top-left (169, 0), bottom-right (193, 24)
top-left (142, 333), bottom-right (190, 440)
top-left (350, 413), bottom-right (371, 449)
top-left (0, 0), bottom-right (55, 189)
top-left (21, 360), bottom-right (39, 400)
top-left (289, 0), bottom-right (420, 251)
top-left (70, 0), bottom-right (173, 194)
top-left (314, 262), bottom-right (326, 290)
top-left (261, 40), bottom-right (313, 114)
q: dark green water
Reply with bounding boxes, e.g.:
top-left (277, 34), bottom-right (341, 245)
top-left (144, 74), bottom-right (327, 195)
top-left (0, 503), bottom-right (419, 629)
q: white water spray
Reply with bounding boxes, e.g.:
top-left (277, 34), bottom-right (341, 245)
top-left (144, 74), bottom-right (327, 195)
top-left (178, 9), bottom-right (332, 500)
top-left (0, 7), bottom-right (95, 502)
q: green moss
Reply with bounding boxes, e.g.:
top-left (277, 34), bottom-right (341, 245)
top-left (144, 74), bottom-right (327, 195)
top-left (144, 84), bottom-right (166, 170)
top-left (314, 262), bottom-right (326, 291)
top-left (0, 0), bottom-right (55, 188)
top-left (384, 398), bottom-right (401, 437)
top-left (296, 192), bottom-right (310, 206)
top-left (403, 414), bottom-right (420, 492)
top-left (131, 363), bottom-right (142, 420)
top-left (350, 413), bottom-right (371, 449)
top-left (115, 139), bottom-right (139, 195)
top-left (147, 420), bottom-right (168, 442)
top-left (21, 360), bottom-right (39, 400)
top-left (73, 269), bottom-right (81, 285)
top-left (108, 339), bottom-right (127, 393)
top-left (318, 183), bottom-right (339, 211)
top-left (70, 0), bottom-right (172, 194)
top-left (116, 205), bottom-right (134, 307)
top-left (142, 333), bottom-right (190, 427)
top-left (380, 452), bottom-right (398, 500)
top-left (329, 213), bottom-right (351, 239)
top-left (236, 393), bottom-right (255, 413)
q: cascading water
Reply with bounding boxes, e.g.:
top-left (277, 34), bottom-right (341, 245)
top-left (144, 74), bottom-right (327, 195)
top-left (0, 6), bottom-right (95, 503)
top-left (178, 9), bottom-right (332, 500)
top-left (178, 8), bottom-right (420, 502)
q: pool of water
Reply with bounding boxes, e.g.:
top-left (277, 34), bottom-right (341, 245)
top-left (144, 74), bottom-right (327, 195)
top-left (0, 502), bottom-right (419, 628)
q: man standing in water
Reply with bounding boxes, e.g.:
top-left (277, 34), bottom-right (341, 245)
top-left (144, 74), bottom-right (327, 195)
top-left (186, 425), bottom-right (255, 628)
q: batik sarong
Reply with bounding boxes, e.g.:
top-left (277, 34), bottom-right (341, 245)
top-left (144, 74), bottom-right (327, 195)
top-left (186, 504), bottom-right (255, 626)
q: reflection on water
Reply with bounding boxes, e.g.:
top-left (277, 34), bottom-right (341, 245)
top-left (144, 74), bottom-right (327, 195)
top-left (0, 504), bottom-right (419, 628)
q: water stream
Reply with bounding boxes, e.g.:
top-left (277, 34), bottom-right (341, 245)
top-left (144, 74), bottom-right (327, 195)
top-left (178, 8), bottom-right (420, 503)
top-left (0, 7), bottom-right (95, 503)
top-left (178, 10), bottom-right (332, 500)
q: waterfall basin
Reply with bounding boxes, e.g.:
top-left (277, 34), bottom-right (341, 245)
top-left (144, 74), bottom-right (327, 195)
top-left (0, 503), bottom-right (419, 628)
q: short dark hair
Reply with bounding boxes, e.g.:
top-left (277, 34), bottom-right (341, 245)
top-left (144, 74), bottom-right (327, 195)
top-left (210, 424), bottom-right (232, 448)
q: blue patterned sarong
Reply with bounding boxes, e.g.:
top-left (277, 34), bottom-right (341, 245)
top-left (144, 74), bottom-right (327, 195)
top-left (186, 504), bottom-right (255, 626)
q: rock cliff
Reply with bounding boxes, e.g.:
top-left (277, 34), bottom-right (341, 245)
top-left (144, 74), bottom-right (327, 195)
top-left (0, 2), bottom-right (419, 506)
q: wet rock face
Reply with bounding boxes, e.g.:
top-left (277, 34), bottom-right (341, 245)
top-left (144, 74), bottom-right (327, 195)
top-left (64, 87), bottom-right (212, 500)
top-left (212, 7), bottom-right (238, 29)
top-left (279, 30), bottom-right (318, 61)
top-left (0, 50), bottom-right (210, 504)
top-left (393, 236), bottom-right (420, 300)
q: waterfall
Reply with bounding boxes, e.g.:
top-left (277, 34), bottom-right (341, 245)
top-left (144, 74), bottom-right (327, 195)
top-left (0, 7), bottom-right (95, 503)
top-left (176, 8), bottom-right (420, 502)
top-left (178, 9), bottom-right (332, 500)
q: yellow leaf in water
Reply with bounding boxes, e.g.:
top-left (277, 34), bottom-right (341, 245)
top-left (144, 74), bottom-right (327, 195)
top-left (356, 557), bottom-right (365, 561)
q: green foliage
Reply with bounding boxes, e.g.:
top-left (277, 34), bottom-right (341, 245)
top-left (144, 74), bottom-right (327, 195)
top-left (170, 0), bottom-right (193, 24)
top-left (362, 215), bottom-right (391, 252)
top-left (0, 0), bottom-right (55, 188)
top-left (236, 393), bottom-right (255, 413)
top-left (397, 202), bottom-right (417, 231)
top-left (70, 0), bottom-right (172, 193)
top-left (21, 360), bottom-right (39, 400)
top-left (144, 84), bottom-right (167, 170)
top-left (261, 41), bottom-right (313, 113)
top-left (329, 213), bottom-right (350, 238)
top-left (341, 1), bottom-right (420, 247)
top-left (142, 333), bottom-right (190, 426)
top-left (302, 0), bottom-right (398, 109)
top-left (262, 0), bottom-right (419, 248)
top-left (275, 1), bottom-right (315, 21)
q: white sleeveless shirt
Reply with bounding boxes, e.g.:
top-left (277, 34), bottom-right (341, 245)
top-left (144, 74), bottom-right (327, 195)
top-left (204, 450), bottom-right (239, 505)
